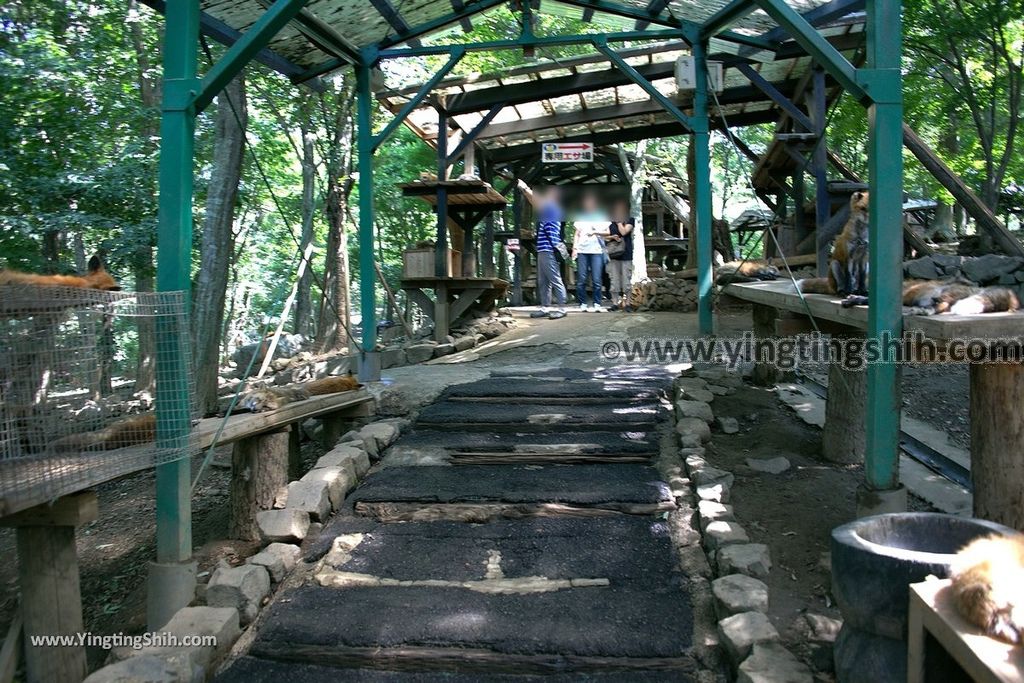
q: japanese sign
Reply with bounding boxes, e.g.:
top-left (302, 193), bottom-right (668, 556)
top-left (541, 142), bottom-right (593, 163)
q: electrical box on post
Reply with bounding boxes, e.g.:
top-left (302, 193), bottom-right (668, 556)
top-left (675, 56), bottom-right (724, 93)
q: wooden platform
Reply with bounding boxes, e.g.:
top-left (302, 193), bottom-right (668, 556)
top-left (402, 277), bottom-right (509, 342)
top-left (400, 178), bottom-right (507, 209)
top-left (722, 280), bottom-right (1024, 343)
top-left (0, 389), bottom-right (373, 519)
top-left (908, 578), bottom-right (1024, 683)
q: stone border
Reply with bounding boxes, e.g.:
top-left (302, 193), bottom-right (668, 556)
top-left (84, 411), bottom-right (406, 683)
top-left (670, 367), bottom-right (816, 683)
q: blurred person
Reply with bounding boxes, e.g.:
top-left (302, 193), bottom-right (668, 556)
top-left (571, 191), bottom-right (610, 312)
top-left (605, 200), bottom-right (635, 311)
top-left (517, 179), bottom-right (568, 319)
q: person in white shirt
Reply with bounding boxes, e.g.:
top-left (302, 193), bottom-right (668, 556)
top-left (571, 191), bottom-right (610, 312)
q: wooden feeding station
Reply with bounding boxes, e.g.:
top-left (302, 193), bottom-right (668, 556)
top-left (400, 178), bottom-right (509, 342)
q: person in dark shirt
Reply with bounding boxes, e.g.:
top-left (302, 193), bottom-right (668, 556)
top-left (518, 179), bottom-right (567, 319)
top-left (605, 200), bottom-right (635, 311)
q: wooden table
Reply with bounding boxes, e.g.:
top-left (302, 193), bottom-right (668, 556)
top-left (402, 276), bottom-right (508, 342)
top-left (908, 579), bottom-right (1024, 683)
top-left (722, 280), bottom-right (1024, 522)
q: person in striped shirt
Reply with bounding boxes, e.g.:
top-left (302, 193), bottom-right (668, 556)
top-left (518, 179), bottom-right (568, 319)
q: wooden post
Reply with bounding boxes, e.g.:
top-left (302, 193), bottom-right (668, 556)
top-left (288, 423), bottom-right (302, 480)
top-left (434, 282), bottom-right (450, 343)
top-left (320, 415), bottom-right (348, 450)
top-left (969, 363), bottom-right (1024, 529)
top-left (823, 332), bottom-right (868, 464)
top-left (2, 492), bottom-right (98, 683)
top-left (750, 304), bottom-right (780, 386)
top-left (229, 429), bottom-right (290, 541)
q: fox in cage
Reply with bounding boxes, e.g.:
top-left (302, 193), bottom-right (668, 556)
top-left (0, 255), bottom-right (176, 460)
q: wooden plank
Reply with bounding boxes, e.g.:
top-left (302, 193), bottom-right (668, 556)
top-left (0, 491), bottom-right (98, 528)
top-left (354, 501), bottom-right (676, 524)
top-left (909, 580), bottom-right (1024, 683)
top-left (903, 124), bottom-right (1024, 257)
top-left (722, 280), bottom-right (1024, 343)
top-left (0, 612), bottom-right (22, 683)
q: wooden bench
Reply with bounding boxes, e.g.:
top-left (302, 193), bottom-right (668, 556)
top-left (0, 388), bottom-right (373, 681)
top-left (722, 280), bottom-right (1024, 515)
top-left (908, 578), bottom-right (1024, 683)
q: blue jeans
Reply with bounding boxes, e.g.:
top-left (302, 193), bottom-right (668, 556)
top-left (536, 251), bottom-right (567, 307)
top-left (576, 253), bottom-right (604, 306)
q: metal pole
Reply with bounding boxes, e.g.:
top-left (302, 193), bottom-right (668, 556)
top-left (863, 0), bottom-right (904, 507)
top-left (693, 40), bottom-right (714, 335)
top-left (356, 60), bottom-right (381, 381)
top-left (150, 0), bottom-right (200, 630)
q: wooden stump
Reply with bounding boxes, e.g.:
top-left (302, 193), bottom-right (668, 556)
top-left (3, 492), bottom-right (97, 683)
top-left (969, 363), bottom-right (1024, 529)
top-left (229, 429), bottom-right (290, 541)
top-left (288, 424), bottom-right (302, 480)
top-left (823, 335), bottom-right (868, 464)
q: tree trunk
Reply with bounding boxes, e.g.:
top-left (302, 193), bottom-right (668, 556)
top-left (193, 75), bottom-right (247, 415)
top-left (617, 142), bottom-right (649, 282)
top-left (970, 364), bottom-right (1024, 530)
top-left (295, 105), bottom-right (316, 337)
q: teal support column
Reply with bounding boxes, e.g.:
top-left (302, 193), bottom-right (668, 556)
top-left (863, 0), bottom-right (904, 503)
top-left (356, 59), bottom-right (381, 381)
top-left (692, 40), bottom-right (714, 336)
top-left (150, 0), bottom-right (200, 630)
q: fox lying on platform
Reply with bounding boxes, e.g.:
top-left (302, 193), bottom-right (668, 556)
top-left (951, 534), bottom-right (1024, 644)
top-left (0, 255), bottom-right (121, 291)
top-left (715, 260), bottom-right (780, 285)
top-left (240, 375), bottom-right (361, 413)
top-left (51, 413), bottom-right (157, 453)
top-left (839, 277), bottom-right (1020, 315)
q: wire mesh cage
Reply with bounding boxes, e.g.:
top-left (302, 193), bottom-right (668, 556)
top-left (0, 286), bottom-right (196, 516)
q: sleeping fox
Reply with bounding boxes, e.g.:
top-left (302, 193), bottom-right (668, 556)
top-left (51, 412), bottom-right (157, 453)
top-left (840, 277), bottom-right (1020, 315)
top-left (715, 260), bottom-right (780, 285)
top-left (240, 375), bottom-right (361, 413)
top-left (951, 534), bottom-right (1024, 644)
top-left (0, 254), bottom-right (120, 291)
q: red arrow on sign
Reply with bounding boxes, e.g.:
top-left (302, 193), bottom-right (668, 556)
top-left (557, 143), bottom-right (591, 150)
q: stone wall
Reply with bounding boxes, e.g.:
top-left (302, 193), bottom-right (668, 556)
top-left (904, 253), bottom-right (1024, 297)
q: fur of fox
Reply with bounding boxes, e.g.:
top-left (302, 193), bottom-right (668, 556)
top-left (715, 260), bottom-right (780, 286)
top-left (799, 192), bottom-right (870, 296)
top-left (840, 277), bottom-right (1020, 315)
top-left (0, 255), bottom-right (120, 291)
top-left (950, 534), bottom-right (1024, 644)
top-left (51, 413), bottom-right (156, 453)
top-left (240, 375), bottom-right (361, 413)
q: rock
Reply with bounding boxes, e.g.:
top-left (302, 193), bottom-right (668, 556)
top-left (371, 386), bottom-right (410, 417)
top-left (718, 543), bottom-right (772, 579)
top-left (300, 466), bottom-right (355, 509)
top-left (691, 466), bottom-right (734, 488)
top-left (316, 445), bottom-right (370, 478)
top-left (717, 416), bottom-right (740, 434)
top-left (433, 343), bottom-right (455, 357)
top-left (676, 417), bottom-right (712, 443)
top-left (286, 480), bottom-right (331, 522)
top-left (248, 543), bottom-right (301, 583)
top-left (676, 399), bottom-right (714, 423)
top-left (206, 565), bottom-right (270, 625)
top-left (684, 453), bottom-right (707, 475)
top-left (705, 520), bottom-right (750, 549)
top-left (962, 254), bottom-right (1023, 283)
top-left (678, 386), bottom-right (715, 403)
top-left (359, 422), bottom-right (399, 451)
top-left (803, 612), bottom-right (842, 673)
top-left (380, 347), bottom-right (406, 369)
top-left (679, 433), bottom-right (705, 449)
top-left (697, 500), bottom-right (735, 531)
top-left (931, 253), bottom-right (962, 275)
top-left (737, 642), bottom-right (813, 683)
top-left (675, 376), bottom-right (708, 392)
top-left (404, 343), bottom-right (437, 364)
top-left (256, 509), bottom-right (310, 544)
top-left (453, 336), bottom-right (476, 352)
top-left (904, 256), bottom-right (939, 280)
top-left (697, 482), bottom-right (730, 503)
top-left (325, 356), bottom-right (350, 375)
top-left (713, 574), bottom-right (769, 618)
top-left (707, 384), bottom-right (734, 396)
top-left (83, 654), bottom-right (196, 683)
top-left (746, 456), bottom-right (791, 474)
top-left (719, 611), bottom-right (780, 664)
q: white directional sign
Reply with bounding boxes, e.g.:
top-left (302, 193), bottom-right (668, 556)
top-left (541, 142), bottom-right (594, 163)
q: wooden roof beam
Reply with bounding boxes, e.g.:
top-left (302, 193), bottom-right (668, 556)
top-left (369, 0), bottom-right (423, 47)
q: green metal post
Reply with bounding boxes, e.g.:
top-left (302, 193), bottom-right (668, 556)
top-left (356, 60), bottom-right (380, 381)
top-left (693, 40), bottom-right (714, 335)
top-left (863, 0), bottom-right (903, 494)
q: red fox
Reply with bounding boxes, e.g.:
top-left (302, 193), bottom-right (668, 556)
top-left (715, 260), bottom-right (780, 286)
top-left (0, 254), bottom-right (121, 291)
top-left (51, 413), bottom-right (157, 453)
top-left (240, 375), bottom-right (362, 413)
top-left (950, 534), bottom-right (1024, 644)
top-left (840, 278), bottom-right (1020, 315)
top-left (799, 191), bottom-right (870, 296)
